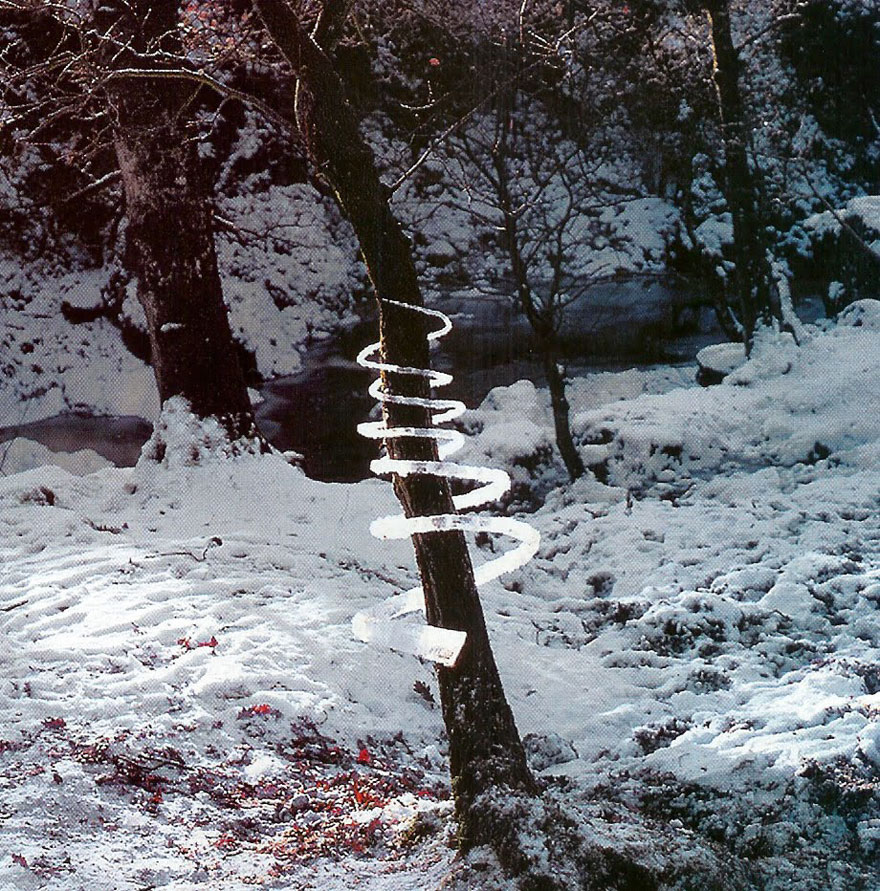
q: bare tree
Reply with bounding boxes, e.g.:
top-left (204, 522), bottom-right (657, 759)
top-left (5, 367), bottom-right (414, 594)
top-left (249, 0), bottom-right (543, 862)
top-left (698, 0), bottom-right (778, 354)
top-left (628, 0), bottom-right (796, 352)
top-left (453, 106), bottom-right (596, 479)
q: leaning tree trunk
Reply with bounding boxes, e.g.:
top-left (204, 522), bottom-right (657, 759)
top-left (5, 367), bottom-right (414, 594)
top-left (97, 1), bottom-right (262, 445)
top-left (253, 0), bottom-right (537, 852)
top-left (703, 0), bottom-right (776, 355)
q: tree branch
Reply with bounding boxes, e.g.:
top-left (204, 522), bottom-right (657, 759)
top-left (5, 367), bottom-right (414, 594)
top-left (803, 173), bottom-right (880, 266)
top-left (104, 66), bottom-right (295, 134)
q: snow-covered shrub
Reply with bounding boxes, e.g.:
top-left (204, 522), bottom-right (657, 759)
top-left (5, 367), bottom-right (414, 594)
top-left (523, 732), bottom-right (578, 772)
top-left (835, 297), bottom-right (880, 330)
top-left (627, 756), bottom-right (879, 871)
top-left (800, 197), bottom-right (880, 313)
top-left (627, 590), bottom-right (811, 676)
top-left (137, 396), bottom-right (261, 470)
top-left (632, 717), bottom-right (692, 755)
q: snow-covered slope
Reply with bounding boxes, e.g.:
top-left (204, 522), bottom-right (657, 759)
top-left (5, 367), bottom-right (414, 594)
top-left (0, 309), bottom-right (878, 889)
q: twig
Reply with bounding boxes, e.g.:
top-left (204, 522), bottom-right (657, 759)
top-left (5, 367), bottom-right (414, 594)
top-left (60, 169), bottom-right (120, 204)
top-left (142, 537), bottom-right (223, 563)
top-left (388, 8), bottom-right (598, 195)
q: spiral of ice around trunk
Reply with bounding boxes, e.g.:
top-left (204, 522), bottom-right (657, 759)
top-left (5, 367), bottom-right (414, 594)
top-left (354, 299), bottom-right (540, 667)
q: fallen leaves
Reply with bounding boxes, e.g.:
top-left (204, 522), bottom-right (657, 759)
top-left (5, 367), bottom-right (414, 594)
top-left (2, 714), bottom-right (449, 883)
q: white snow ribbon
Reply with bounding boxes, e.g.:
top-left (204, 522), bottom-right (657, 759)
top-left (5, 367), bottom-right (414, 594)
top-left (353, 299), bottom-right (540, 667)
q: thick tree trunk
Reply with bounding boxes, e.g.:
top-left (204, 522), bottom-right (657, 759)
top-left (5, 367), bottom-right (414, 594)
top-left (703, 0), bottom-right (775, 355)
top-left (97, 1), bottom-right (262, 444)
top-left (253, 0), bottom-right (536, 849)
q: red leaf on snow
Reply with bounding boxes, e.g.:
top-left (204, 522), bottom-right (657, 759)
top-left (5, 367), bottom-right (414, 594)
top-left (179, 635), bottom-right (217, 650)
top-left (42, 717), bottom-right (66, 730)
top-left (356, 747), bottom-right (371, 765)
top-left (252, 703), bottom-right (272, 715)
top-left (11, 854), bottom-right (27, 868)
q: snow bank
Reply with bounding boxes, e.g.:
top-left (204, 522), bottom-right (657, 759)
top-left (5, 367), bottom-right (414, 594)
top-left (216, 182), bottom-right (362, 379)
top-left (456, 366), bottom-right (696, 508)
top-left (0, 437), bottom-right (111, 476)
top-left (571, 315), bottom-right (880, 495)
top-left (0, 176), bottom-right (362, 428)
top-left (0, 256), bottom-right (160, 427)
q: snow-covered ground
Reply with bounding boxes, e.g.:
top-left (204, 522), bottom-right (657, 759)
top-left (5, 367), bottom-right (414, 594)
top-left (1, 305), bottom-right (879, 889)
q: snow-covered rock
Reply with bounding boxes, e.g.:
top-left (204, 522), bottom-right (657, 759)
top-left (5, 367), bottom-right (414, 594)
top-left (836, 298), bottom-right (880, 330)
top-left (696, 341), bottom-right (746, 385)
top-left (0, 437), bottom-right (111, 476)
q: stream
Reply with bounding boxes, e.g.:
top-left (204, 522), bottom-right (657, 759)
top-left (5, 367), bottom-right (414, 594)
top-left (0, 279), bottom-right (716, 482)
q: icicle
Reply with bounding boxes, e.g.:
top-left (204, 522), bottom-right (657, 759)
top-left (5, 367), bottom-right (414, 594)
top-left (353, 299), bottom-right (540, 667)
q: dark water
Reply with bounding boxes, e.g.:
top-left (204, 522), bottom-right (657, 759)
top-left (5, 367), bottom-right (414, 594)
top-left (245, 309), bottom-right (706, 482)
top-left (0, 341), bottom-right (626, 483)
top-left (256, 354), bottom-right (376, 482)
top-left (0, 281), bottom-right (715, 482)
top-left (0, 414), bottom-right (153, 469)
top-left (254, 321), bottom-right (555, 482)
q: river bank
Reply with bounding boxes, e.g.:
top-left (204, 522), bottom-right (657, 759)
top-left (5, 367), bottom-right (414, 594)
top-left (0, 276), bottom-right (734, 480)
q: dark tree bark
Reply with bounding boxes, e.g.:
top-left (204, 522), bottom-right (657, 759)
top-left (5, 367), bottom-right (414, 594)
top-left (541, 351), bottom-right (585, 480)
top-left (702, 0), bottom-right (776, 354)
top-left (252, 0), bottom-right (537, 852)
top-left (96, 1), bottom-right (263, 445)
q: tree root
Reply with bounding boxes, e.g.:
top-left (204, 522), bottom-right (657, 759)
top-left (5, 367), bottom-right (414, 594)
top-left (444, 786), bottom-right (755, 891)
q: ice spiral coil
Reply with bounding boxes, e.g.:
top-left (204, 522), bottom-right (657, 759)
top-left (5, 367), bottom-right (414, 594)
top-left (353, 299), bottom-right (540, 667)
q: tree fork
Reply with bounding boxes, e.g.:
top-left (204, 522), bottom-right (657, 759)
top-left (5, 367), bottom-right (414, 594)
top-left (251, 0), bottom-right (537, 847)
